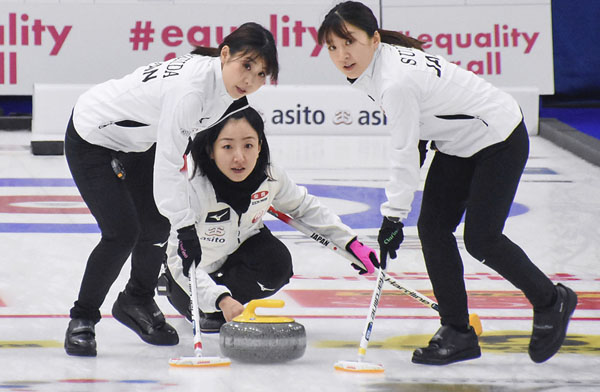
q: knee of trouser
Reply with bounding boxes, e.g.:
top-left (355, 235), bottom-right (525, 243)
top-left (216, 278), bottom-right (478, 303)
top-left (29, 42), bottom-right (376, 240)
top-left (463, 230), bottom-right (491, 262)
top-left (417, 213), bottom-right (444, 246)
top-left (271, 246), bottom-right (293, 278)
top-left (138, 216), bottom-right (170, 245)
top-left (101, 220), bottom-right (140, 248)
top-left (238, 242), bottom-right (292, 291)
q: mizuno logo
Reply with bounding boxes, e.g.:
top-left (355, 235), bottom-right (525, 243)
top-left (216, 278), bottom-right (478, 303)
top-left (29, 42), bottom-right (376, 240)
top-left (153, 240), bottom-right (168, 247)
top-left (206, 208), bottom-right (230, 223)
top-left (210, 211), bottom-right (228, 221)
top-left (212, 211), bottom-right (228, 220)
top-left (257, 282), bottom-right (275, 292)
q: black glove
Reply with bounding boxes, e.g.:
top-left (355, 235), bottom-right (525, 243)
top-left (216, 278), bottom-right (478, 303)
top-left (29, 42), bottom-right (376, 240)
top-left (377, 217), bottom-right (404, 270)
top-left (177, 225), bottom-right (202, 277)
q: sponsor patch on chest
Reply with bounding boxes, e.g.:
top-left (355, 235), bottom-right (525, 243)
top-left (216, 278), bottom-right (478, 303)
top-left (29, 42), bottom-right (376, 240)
top-left (201, 225), bottom-right (226, 243)
top-left (206, 208), bottom-right (230, 223)
top-left (251, 190), bottom-right (269, 205)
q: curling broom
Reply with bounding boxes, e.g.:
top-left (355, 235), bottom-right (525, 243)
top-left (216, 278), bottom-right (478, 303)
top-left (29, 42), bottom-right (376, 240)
top-left (266, 207), bottom-right (482, 334)
top-left (333, 265), bottom-right (386, 373)
top-left (168, 265), bottom-right (231, 368)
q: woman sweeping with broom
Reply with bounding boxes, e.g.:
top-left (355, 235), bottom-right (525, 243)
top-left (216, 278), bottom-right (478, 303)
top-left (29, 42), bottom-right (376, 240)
top-left (317, 1), bottom-right (577, 365)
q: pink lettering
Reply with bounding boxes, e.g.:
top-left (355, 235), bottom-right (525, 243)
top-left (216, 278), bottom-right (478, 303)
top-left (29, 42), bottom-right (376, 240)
top-left (0, 52), bottom-right (4, 84)
top-left (187, 26), bottom-right (210, 47)
top-left (9, 51), bottom-right (16, 84)
top-left (162, 26), bottom-right (183, 47)
top-left (46, 25), bottom-right (72, 56)
top-left (435, 33), bottom-right (453, 55)
top-left (308, 27), bottom-right (321, 57)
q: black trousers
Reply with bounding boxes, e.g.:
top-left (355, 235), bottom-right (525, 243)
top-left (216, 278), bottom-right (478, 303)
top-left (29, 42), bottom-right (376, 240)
top-left (65, 115), bottom-right (170, 323)
top-left (417, 121), bottom-right (556, 327)
top-left (166, 227), bottom-right (293, 320)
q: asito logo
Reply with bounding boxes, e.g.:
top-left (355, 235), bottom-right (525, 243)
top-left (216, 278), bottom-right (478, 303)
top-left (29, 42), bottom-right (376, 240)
top-left (333, 110), bottom-right (388, 126)
top-left (333, 111), bottom-right (352, 125)
top-left (269, 105), bottom-right (387, 126)
top-left (205, 226), bottom-right (224, 236)
top-left (201, 226), bottom-right (226, 243)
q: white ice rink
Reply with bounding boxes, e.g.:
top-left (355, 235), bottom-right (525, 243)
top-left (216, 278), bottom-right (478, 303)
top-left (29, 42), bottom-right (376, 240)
top-left (0, 130), bottom-right (599, 391)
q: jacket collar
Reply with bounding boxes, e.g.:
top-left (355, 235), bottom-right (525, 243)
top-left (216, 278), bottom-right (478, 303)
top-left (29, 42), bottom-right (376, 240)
top-left (348, 44), bottom-right (382, 97)
top-left (212, 56), bottom-right (234, 105)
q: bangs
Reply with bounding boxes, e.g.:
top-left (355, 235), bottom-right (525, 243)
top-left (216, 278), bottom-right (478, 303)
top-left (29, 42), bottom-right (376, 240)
top-left (318, 14), bottom-right (353, 46)
top-left (236, 48), bottom-right (278, 82)
top-left (235, 47), bottom-right (279, 80)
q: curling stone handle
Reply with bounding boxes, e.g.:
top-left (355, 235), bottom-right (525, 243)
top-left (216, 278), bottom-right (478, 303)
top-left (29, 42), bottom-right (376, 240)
top-left (241, 299), bottom-right (285, 319)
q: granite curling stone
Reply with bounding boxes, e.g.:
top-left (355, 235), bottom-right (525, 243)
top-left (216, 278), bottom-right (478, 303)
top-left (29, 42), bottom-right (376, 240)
top-left (219, 299), bottom-right (306, 363)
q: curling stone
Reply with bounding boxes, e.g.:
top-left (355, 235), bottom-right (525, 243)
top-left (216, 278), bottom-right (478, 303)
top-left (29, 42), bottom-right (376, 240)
top-left (219, 299), bottom-right (306, 363)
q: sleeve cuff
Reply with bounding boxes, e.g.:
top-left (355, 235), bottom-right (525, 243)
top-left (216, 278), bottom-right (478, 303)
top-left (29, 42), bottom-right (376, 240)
top-left (215, 292), bottom-right (232, 310)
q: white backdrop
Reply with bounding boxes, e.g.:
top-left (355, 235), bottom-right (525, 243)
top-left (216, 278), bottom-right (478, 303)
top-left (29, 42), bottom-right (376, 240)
top-left (1, 0), bottom-right (553, 95)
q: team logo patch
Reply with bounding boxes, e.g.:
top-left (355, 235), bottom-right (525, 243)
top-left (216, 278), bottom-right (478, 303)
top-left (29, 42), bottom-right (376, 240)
top-left (251, 191), bottom-right (269, 200)
top-left (206, 208), bottom-right (230, 223)
top-left (251, 191), bottom-right (269, 206)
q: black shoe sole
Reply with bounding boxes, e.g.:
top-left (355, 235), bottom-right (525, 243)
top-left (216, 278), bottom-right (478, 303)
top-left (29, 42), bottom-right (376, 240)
top-left (411, 346), bottom-right (481, 365)
top-left (112, 301), bottom-right (179, 346)
top-left (65, 345), bottom-right (97, 357)
top-left (200, 326), bottom-right (222, 334)
top-left (529, 285), bottom-right (577, 363)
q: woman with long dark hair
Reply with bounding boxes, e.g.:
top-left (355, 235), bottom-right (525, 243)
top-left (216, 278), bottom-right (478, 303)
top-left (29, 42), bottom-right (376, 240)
top-left (160, 106), bottom-right (378, 331)
top-left (318, 1), bottom-right (577, 365)
top-left (64, 22), bottom-right (278, 357)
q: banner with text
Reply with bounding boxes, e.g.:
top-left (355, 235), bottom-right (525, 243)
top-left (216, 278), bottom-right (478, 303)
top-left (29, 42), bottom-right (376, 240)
top-left (0, 1), bottom-right (552, 95)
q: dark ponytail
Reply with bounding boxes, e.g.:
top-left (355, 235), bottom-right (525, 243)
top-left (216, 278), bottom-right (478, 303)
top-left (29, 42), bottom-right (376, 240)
top-left (318, 1), bottom-right (424, 51)
top-left (191, 22), bottom-right (279, 81)
top-left (379, 29), bottom-right (424, 50)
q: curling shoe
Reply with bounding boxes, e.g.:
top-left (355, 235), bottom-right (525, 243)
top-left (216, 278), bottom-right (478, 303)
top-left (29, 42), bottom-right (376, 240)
top-left (65, 318), bottom-right (97, 357)
top-left (112, 292), bottom-right (179, 346)
top-left (412, 325), bottom-right (481, 365)
top-left (529, 283), bottom-right (577, 363)
top-left (199, 311), bottom-right (226, 333)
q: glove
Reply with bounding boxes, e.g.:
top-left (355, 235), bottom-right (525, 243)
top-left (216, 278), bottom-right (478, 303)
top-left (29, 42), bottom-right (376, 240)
top-left (346, 237), bottom-right (378, 275)
top-left (177, 225), bottom-right (202, 277)
top-left (377, 217), bottom-right (404, 270)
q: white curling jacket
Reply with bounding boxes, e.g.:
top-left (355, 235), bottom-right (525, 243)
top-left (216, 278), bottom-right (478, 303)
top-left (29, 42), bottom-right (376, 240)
top-left (350, 43), bottom-right (523, 220)
top-left (73, 55), bottom-right (239, 231)
top-left (166, 164), bottom-right (357, 312)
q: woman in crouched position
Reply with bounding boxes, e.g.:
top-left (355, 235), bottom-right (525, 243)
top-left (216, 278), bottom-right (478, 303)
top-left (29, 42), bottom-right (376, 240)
top-left (160, 106), bottom-right (379, 331)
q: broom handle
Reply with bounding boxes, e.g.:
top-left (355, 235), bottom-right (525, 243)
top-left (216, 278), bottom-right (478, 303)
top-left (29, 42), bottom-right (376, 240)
top-left (266, 207), bottom-right (483, 336)
top-left (266, 207), bottom-right (439, 311)
top-left (188, 266), bottom-right (204, 357)
top-left (267, 207), bottom-right (386, 361)
top-left (357, 266), bottom-right (386, 361)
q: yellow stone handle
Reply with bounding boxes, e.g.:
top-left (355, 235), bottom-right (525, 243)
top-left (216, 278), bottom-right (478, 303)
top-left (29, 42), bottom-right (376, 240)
top-left (233, 299), bottom-right (294, 323)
